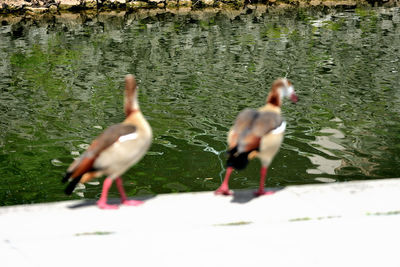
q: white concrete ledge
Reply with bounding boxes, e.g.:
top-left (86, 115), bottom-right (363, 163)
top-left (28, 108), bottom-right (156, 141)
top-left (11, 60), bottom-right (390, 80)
top-left (2, 178), bottom-right (400, 266)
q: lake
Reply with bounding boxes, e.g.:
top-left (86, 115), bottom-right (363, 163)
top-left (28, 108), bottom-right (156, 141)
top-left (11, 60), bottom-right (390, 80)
top-left (0, 6), bottom-right (399, 205)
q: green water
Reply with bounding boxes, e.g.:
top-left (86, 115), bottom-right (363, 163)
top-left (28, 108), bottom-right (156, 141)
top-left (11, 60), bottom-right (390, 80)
top-left (0, 7), bottom-right (399, 206)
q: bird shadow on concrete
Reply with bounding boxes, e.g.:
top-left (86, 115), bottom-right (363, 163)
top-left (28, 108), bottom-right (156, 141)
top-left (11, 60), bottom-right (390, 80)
top-left (230, 187), bottom-right (285, 204)
top-left (67, 195), bottom-right (156, 209)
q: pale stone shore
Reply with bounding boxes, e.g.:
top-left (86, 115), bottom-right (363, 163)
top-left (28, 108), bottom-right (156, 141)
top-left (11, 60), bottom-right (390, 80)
top-left (2, 178), bottom-right (400, 266)
top-left (0, 0), bottom-right (398, 15)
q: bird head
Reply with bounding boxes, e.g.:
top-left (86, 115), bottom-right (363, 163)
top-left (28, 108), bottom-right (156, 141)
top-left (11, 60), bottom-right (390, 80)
top-left (267, 78), bottom-right (298, 106)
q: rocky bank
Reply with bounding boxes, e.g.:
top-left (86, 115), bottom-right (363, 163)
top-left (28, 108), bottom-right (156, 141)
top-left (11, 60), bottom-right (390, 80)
top-left (0, 0), bottom-right (398, 15)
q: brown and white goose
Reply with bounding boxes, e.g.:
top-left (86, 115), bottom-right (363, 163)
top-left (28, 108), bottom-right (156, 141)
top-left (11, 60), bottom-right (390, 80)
top-left (62, 74), bottom-right (152, 209)
top-left (215, 78), bottom-right (298, 196)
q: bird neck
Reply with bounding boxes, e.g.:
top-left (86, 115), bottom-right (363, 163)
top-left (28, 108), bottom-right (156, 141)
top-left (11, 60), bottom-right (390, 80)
top-left (124, 91), bottom-right (139, 116)
top-left (259, 103), bottom-right (281, 114)
top-left (124, 108), bottom-right (141, 124)
top-left (266, 89), bottom-right (282, 107)
top-left (124, 110), bottom-right (151, 133)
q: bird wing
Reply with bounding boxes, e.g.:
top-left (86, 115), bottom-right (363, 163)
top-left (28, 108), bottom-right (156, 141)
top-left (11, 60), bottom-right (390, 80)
top-left (63, 124), bottom-right (137, 181)
top-left (228, 108), bottom-right (258, 149)
top-left (235, 111), bottom-right (283, 153)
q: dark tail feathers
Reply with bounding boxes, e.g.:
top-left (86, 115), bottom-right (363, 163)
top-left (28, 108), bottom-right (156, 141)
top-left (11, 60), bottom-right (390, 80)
top-left (226, 147), bottom-right (250, 170)
top-left (64, 176), bottom-right (82, 195)
top-left (62, 172), bottom-right (72, 183)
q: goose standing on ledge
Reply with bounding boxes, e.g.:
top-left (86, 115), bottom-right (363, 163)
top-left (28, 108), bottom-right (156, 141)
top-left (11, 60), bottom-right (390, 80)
top-left (215, 78), bottom-right (298, 196)
top-left (62, 74), bottom-right (152, 209)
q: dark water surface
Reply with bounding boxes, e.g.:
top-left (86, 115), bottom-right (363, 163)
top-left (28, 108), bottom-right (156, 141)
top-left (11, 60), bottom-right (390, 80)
top-left (0, 7), bottom-right (399, 205)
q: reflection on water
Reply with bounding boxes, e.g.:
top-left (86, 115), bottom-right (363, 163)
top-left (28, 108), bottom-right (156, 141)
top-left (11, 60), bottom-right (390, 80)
top-left (307, 126), bottom-right (345, 178)
top-left (0, 7), bottom-right (400, 205)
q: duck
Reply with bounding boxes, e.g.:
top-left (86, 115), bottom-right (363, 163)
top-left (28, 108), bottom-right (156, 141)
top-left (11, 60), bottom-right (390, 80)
top-left (62, 74), bottom-right (152, 209)
top-left (215, 78), bottom-right (298, 196)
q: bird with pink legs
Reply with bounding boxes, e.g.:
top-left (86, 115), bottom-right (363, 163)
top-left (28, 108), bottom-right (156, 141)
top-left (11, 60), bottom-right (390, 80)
top-left (62, 74), bottom-right (152, 209)
top-left (215, 78), bottom-right (298, 197)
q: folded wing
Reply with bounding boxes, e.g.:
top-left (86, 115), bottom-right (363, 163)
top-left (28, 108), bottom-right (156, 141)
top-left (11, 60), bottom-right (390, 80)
top-left (227, 109), bottom-right (283, 169)
top-left (62, 124), bottom-right (137, 183)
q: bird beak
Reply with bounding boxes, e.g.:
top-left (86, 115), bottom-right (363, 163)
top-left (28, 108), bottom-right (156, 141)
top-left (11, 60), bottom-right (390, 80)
top-left (290, 93), bottom-right (298, 103)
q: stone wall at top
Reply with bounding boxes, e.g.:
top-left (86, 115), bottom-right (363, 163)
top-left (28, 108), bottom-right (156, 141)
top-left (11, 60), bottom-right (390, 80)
top-left (0, 0), bottom-right (398, 15)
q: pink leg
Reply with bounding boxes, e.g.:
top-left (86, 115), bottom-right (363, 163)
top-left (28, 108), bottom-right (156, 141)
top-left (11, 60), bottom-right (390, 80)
top-left (97, 178), bottom-right (119, 210)
top-left (215, 167), bottom-right (234, 196)
top-left (255, 166), bottom-right (274, 196)
top-left (116, 177), bottom-right (144, 206)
